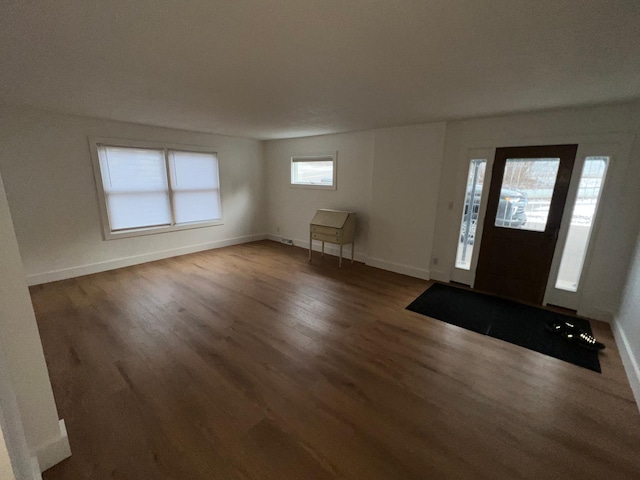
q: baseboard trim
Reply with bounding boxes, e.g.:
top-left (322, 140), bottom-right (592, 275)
top-left (428, 269), bottom-right (449, 283)
top-left (266, 235), bottom-right (430, 280)
top-left (612, 319), bottom-right (640, 413)
top-left (365, 256), bottom-right (430, 280)
top-left (34, 419), bottom-right (70, 473)
top-left (26, 234), bottom-right (267, 285)
top-left (268, 235), bottom-right (368, 264)
top-left (265, 233), bottom-right (283, 243)
top-left (30, 456), bottom-right (42, 480)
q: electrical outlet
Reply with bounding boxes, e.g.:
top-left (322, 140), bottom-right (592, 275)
top-left (432, 257), bottom-right (439, 265)
top-left (276, 226), bottom-right (280, 233)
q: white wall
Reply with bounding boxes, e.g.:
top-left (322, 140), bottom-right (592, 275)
top-left (264, 123), bottom-right (447, 278)
top-left (265, 131), bottom-right (375, 258)
top-left (368, 123), bottom-right (446, 278)
top-left (430, 102), bottom-right (640, 322)
top-left (615, 227), bottom-right (640, 411)
top-left (0, 334), bottom-right (38, 480)
top-left (0, 427), bottom-right (16, 480)
top-left (0, 107), bottom-right (266, 284)
top-left (0, 170), bottom-right (68, 474)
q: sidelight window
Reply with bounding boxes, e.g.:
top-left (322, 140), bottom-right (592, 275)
top-left (455, 159), bottom-right (486, 270)
top-left (555, 157), bottom-right (608, 292)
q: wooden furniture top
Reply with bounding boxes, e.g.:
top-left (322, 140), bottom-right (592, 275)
top-left (310, 209), bottom-right (353, 228)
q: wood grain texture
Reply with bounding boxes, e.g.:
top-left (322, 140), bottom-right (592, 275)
top-left (31, 240), bottom-right (640, 479)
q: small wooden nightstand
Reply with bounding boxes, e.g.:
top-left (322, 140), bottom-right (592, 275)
top-left (309, 209), bottom-right (356, 267)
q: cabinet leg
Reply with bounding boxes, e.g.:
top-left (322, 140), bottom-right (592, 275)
top-left (339, 244), bottom-right (343, 268)
top-left (321, 242), bottom-right (324, 257)
top-left (351, 241), bottom-right (354, 263)
top-left (309, 232), bottom-right (312, 261)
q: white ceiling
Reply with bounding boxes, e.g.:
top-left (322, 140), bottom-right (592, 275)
top-left (1, 1), bottom-right (639, 140)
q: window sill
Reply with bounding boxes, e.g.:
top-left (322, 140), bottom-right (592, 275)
top-left (289, 183), bottom-right (336, 190)
top-left (104, 220), bottom-right (224, 240)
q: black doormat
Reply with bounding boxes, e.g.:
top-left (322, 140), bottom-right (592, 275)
top-left (406, 283), bottom-right (601, 373)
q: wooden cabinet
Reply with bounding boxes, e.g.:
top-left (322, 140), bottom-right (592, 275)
top-left (309, 209), bottom-right (356, 267)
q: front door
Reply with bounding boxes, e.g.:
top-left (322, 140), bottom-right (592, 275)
top-left (475, 145), bottom-right (577, 304)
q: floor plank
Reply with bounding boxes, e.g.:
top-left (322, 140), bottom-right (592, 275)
top-left (31, 240), bottom-right (640, 479)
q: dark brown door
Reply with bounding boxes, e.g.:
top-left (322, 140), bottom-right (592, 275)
top-left (475, 145), bottom-right (577, 304)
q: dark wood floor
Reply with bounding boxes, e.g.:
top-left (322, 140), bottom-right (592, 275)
top-left (32, 240), bottom-right (640, 479)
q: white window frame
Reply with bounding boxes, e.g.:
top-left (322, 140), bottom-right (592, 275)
top-left (89, 137), bottom-right (223, 240)
top-left (543, 142), bottom-right (619, 310)
top-left (450, 148), bottom-right (495, 286)
top-left (290, 153), bottom-right (337, 190)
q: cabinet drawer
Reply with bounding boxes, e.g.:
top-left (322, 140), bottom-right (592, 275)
top-left (311, 225), bottom-right (340, 236)
top-left (312, 231), bottom-right (342, 243)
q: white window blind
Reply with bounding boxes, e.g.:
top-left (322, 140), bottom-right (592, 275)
top-left (94, 143), bottom-right (222, 237)
top-left (98, 146), bottom-right (172, 231)
top-left (169, 150), bottom-right (221, 224)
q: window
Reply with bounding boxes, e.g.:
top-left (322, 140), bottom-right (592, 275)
top-left (290, 154), bottom-right (336, 189)
top-left (168, 150), bottom-right (221, 224)
top-left (91, 139), bottom-right (222, 239)
top-left (555, 156), bottom-right (609, 292)
top-left (456, 159), bottom-right (486, 270)
top-left (495, 158), bottom-right (560, 232)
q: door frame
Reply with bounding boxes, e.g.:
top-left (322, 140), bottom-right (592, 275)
top-left (448, 133), bottom-right (634, 316)
top-left (474, 144), bottom-right (578, 305)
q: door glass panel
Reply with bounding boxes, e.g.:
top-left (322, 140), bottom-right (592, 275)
top-left (555, 157), bottom-right (608, 292)
top-left (495, 158), bottom-right (560, 232)
top-left (456, 159), bottom-right (486, 270)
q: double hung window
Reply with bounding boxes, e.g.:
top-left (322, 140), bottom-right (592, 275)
top-left (91, 139), bottom-right (222, 238)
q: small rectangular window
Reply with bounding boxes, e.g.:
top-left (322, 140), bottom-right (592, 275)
top-left (291, 154), bottom-right (336, 189)
top-left (93, 141), bottom-right (222, 238)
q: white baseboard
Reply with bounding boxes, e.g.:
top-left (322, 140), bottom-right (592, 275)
top-left (365, 256), bottom-right (430, 280)
top-left (612, 319), bottom-right (640, 413)
top-left (26, 234), bottom-right (267, 286)
top-left (268, 235), bottom-right (368, 264)
top-left (34, 419), bottom-right (70, 473)
top-left (30, 456), bottom-right (42, 480)
top-left (428, 268), bottom-right (449, 283)
top-left (266, 235), bottom-right (430, 280)
top-left (265, 233), bottom-right (284, 243)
